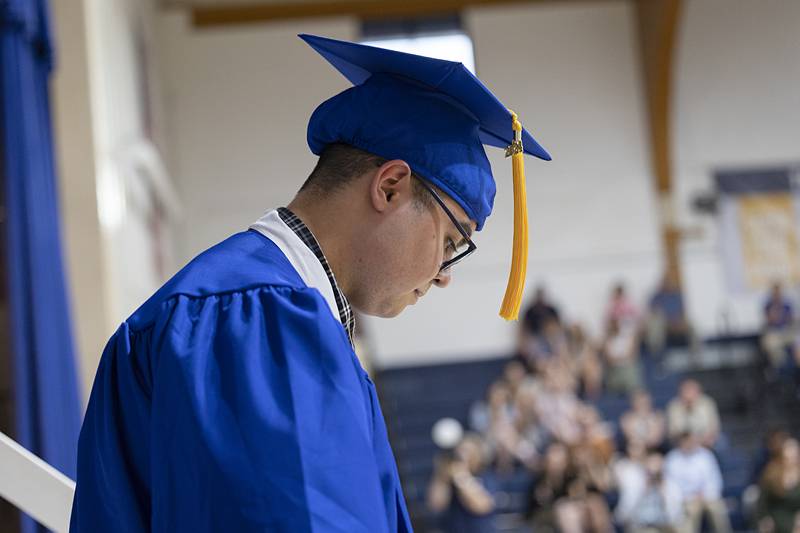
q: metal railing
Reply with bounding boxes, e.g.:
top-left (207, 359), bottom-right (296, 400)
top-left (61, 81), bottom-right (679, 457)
top-left (0, 431), bottom-right (74, 533)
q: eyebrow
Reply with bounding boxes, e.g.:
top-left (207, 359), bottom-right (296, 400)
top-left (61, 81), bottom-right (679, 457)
top-left (454, 220), bottom-right (473, 246)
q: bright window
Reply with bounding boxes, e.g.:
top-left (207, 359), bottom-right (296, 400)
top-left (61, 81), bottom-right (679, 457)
top-left (360, 16), bottom-right (476, 74)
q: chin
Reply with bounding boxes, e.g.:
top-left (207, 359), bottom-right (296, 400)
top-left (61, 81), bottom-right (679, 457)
top-left (354, 299), bottom-right (410, 319)
top-left (373, 303), bottom-right (407, 319)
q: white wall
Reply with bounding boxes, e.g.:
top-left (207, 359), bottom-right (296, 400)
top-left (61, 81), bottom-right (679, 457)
top-left (673, 0), bottom-right (800, 335)
top-left (372, 1), bottom-right (663, 366)
top-left (157, 1), bottom-right (667, 367)
top-left (86, 0), bottom-right (177, 326)
top-left (51, 0), bottom-right (108, 397)
top-left (52, 0), bottom-right (176, 399)
top-left (153, 0), bottom-right (800, 368)
top-left (157, 15), bottom-right (357, 258)
top-left (51, 0), bottom-right (800, 383)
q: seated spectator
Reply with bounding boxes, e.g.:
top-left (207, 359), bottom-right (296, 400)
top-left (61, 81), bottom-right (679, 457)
top-left (490, 385), bottom-right (546, 474)
top-left (534, 362), bottom-right (583, 445)
top-left (469, 381), bottom-right (513, 435)
top-left (578, 406), bottom-right (616, 466)
top-left (527, 442), bottom-right (613, 533)
top-left (427, 433), bottom-right (497, 533)
top-left (616, 451), bottom-right (684, 533)
top-left (527, 442), bottom-right (575, 529)
top-left (521, 315), bottom-right (570, 374)
top-left (503, 360), bottom-right (532, 399)
top-left (614, 440), bottom-right (648, 497)
top-left (757, 437), bottom-right (800, 533)
top-left (518, 287), bottom-right (567, 373)
top-left (606, 281), bottom-right (640, 329)
top-left (760, 281), bottom-right (798, 371)
top-left (751, 429), bottom-right (791, 487)
top-left (567, 323), bottom-right (604, 400)
top-left (664, 433), bottom-right (731, 533)
top-left (477, 363), bottom-right (537, 472)
top-left (512, 385), bottom-right (550, 469)
top-left (572, 442), bottom-right (615, 532)
top-left (646, 273), bottom-right (693, 351)
top-left (621, 390), bottom-right (667, 451)
top-left (522, 285), bottom-right (561, 336)
top-left (666, 380), bottom-right (721, 449)
top-left (602, 317), bottom-right (642, 396)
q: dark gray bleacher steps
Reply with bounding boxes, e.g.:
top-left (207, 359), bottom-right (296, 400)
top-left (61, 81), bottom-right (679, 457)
top-left (375, 337), bottom-right (798, 532)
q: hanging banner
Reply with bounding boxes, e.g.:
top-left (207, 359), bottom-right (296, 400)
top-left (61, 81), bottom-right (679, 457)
top-left (715, 166), bottom-right (800, 293)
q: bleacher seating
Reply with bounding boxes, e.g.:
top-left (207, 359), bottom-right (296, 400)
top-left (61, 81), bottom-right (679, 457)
top-left (375, 335), bottom-right (800, 532)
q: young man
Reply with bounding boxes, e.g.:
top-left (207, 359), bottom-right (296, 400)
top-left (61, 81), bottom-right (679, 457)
top-left (664, 433), bottom-right (731, 533)
top-left (69, 34), bottom-right (550, 532)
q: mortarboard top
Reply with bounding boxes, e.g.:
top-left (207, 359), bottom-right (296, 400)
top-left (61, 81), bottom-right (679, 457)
top-left (300, 33), bottom-right (551, 320)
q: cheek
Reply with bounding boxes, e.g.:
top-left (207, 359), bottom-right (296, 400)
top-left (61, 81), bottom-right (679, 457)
top-left (408, 224), bottom-right (442, 278)
top-left (373, 211), bottom-right (443, 298)
top-left (395, 210), bottom-right (436, 258)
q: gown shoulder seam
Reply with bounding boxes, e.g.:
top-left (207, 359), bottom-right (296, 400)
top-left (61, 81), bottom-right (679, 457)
top-left (127, 283), bottom-right (321, 334)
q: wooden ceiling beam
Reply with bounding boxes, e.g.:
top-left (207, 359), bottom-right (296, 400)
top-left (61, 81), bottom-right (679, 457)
top-left (634, 0), bottom-right (684, 284)
top-left (190, 0), bottom-right (589, 27)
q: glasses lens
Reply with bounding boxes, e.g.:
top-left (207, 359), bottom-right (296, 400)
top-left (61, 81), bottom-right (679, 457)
top-left (448, 240), bottom-right (469, 261)
top-left (415, 175), bottom-right (476, 272)
top-left (442, 245), bottom-right (475, 272)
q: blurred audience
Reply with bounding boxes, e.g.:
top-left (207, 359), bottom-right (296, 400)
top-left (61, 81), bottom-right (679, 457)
top-left (566, 323), bottom-right (604, 400)
top-left (427, 433), bottom-right (497, 533)
top-left (621, 390), bottom-right (666, 451)
top-left (427, 281), bottom-right (800, 533)
top-left (526, 442), bottom-right (575, 530)
top-left (518, 288), bottom-right (566, 373)
top-left (664, 433), bottom-right (731, 533)
top-left (602, 317), bottom-right (643, 396)
top-left (469, 381), bottom-right (513, 436)
top-left (761, 281), bottom-right (798, 371)
top-left (520, 315), bottom-right (569, 374)
top-left (757, 437), bottom-right (800, 533)
top-left (606, 282), bottom-right (640, 329)
top-left (522, 286), bottom-right (561, 336)
top-left (616, 451), bottom-right (684, 533)
top-left (503, 360), bottom-right (531, 399)
top-left (534, 362), bottom-right (583, 446)
top-left (647, 273), bottom-right (693, 352)
top-left (578, 405), bottom-right (616, 466)
top-left (614, 440), bottom-right (648, 498)
top-left (512, 384), bottom-right (550, 469)
top-left (752, 429), bottom-right (792, 487)
top-left (527, 442), bottom-right (613, 533)
top-left (666, 379), bottom-right (721, 449)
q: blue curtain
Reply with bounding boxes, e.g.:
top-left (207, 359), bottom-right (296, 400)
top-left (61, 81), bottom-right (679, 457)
top-left (1, 0), bottom-right (81, 530)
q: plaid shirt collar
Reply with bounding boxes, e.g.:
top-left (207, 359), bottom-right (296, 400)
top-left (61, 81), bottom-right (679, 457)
top-left (277, 207), bottom-right (355, 345)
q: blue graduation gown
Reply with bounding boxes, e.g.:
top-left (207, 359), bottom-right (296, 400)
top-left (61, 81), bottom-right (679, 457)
top-left (70, 229), bottom-right (413, 533)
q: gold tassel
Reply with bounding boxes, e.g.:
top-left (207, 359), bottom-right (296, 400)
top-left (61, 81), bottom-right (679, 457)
top-left (499, 111), bottom-right (528, 321)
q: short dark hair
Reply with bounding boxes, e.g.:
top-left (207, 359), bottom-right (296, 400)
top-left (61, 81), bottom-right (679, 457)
top-left (299, 143), bottom-right (433, 209)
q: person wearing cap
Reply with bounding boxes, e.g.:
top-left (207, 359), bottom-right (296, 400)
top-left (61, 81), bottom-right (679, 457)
top-left (69, 34), bottom-right (550, 533)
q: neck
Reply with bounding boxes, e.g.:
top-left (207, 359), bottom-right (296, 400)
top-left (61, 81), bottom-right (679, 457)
top-left (286, 195), bottom-right (356, 300)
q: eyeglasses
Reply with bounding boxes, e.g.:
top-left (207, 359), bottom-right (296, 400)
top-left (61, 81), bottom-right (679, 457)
top-left (414, 176), bottom-right (477, 272)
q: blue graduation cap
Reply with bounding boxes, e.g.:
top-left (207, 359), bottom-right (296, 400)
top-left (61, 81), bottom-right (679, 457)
top-left (300, 33), bottom-right (551, 320)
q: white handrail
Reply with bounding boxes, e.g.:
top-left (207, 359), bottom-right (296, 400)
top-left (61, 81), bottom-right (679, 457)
top-left (0, 431), bottom-right (75, 533)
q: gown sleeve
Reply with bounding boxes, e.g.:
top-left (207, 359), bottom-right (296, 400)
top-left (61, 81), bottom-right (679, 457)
top-left (147, 285), bottom-right (390, 533)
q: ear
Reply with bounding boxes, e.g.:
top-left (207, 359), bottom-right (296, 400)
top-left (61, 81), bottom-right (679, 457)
top-left (369, 159), bottom-right (414, 213)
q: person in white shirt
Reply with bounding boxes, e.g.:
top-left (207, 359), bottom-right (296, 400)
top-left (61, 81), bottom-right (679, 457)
top-left (664, 433), bottom-right (731, 533)
top-left (616, 450), bottom-right (684, 533)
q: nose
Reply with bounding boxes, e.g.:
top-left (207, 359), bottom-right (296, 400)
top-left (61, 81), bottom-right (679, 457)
top-left (433, 268), bottom-right (452, 288)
